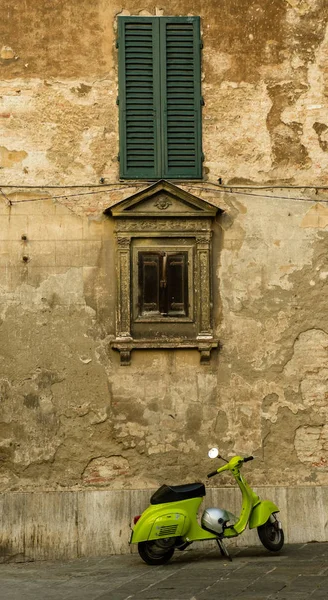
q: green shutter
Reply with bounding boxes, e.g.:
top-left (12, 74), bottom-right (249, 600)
top-left (118, 16), bottom-right (202, 179)
top-left (161, 17), bottom-right (202, 179)
top-left (118, 17), bottom-right (161, 179)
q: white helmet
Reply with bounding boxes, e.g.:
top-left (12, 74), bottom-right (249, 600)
top-left (201, 508), bottom-right (236, 534)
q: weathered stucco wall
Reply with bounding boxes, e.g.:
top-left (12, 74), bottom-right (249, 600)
top-left (0, 0), bottom-right (328, 558)
top-left (1, 0), bottom-right (328, 185)
top-left (1, 191), bottom-right (327, 493)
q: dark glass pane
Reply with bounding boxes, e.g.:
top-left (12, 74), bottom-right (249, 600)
top-left (166, 252), bottom-right (188, 316)
top-left (138, 253), bottom-right (161, 315)
top-left (138, 250), bottom-right (188, 318)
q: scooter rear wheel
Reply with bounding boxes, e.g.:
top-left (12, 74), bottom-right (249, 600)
top-left (257, 516), bottom-right (284, 552)
top-left (138, 539), bottom-right (175, 565)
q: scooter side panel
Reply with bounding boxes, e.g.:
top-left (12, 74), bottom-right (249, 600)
top-left (149, 513), bottom-right (186, 540)
top-left (248, 500), bottom-right (280, 529)
top-left (130, 497), bottom-right (201, 544)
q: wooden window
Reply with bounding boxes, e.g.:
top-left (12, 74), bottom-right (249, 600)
top-left (118, 16), bottom-right (202, 179)
top-left (138, 251), bottom-right (188, 317)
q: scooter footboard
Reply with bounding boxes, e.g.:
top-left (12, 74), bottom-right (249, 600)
top-left (248, 500), bottom-right (280, 529)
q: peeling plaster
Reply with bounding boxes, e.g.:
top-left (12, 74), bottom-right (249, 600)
top-left (0, 0), bottom-right (328, 493)
top-left (301, 203), bottom-right (328, 228)
top-left (285, 0), bottom-right (313, 16)
top-left (0, 146), bottom-right (27, 168)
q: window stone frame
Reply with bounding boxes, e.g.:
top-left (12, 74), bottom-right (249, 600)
top-left (105, 180), bottom-right (219, 365)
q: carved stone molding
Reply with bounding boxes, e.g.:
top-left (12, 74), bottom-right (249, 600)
top-left (112, 339), bottom-right (219, 365)
top-left (115, 218), bottom-right (211, 233)
top-left (197, 249), bottom-right (211, 335)
top-left (154, 195), bottom-right (172, 210)
top-left (116, 237), bottom-right (131, 338)
top-left (196, 234), bottom-right (211, 245)
top-left (116, 236), bottom-right (131, 248)
top-left (106, 180), bottom-right (220, 365)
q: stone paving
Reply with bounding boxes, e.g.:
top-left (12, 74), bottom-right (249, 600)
top-left (0, 543), bottom-right (327, 600)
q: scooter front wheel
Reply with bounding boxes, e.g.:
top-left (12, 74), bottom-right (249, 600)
top-left (257, 515), bottom-right (284, 552)
top-left (138, 539), bottom-right (175, 565)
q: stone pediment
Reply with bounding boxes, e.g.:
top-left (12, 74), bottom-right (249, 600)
top-left (107, 180), bottom-right (218, 218)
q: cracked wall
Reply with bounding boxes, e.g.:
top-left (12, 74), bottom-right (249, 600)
top-left (0, 0), bottom-right (327, 494)
top-left (1, 1), bottom-right (328, 185)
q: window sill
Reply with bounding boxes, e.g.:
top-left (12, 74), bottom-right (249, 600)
top-left (135, 316), bottom-right (194, 323)
top-left (111, 338), bottom-right (219, 365)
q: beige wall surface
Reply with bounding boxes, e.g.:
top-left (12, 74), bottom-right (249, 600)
top-left (1, 0), bottom-right (328, 186)
top-left (0, 0), bottom-right (327, 552)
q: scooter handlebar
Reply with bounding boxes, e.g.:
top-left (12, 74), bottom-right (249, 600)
top-left (207, 470), bottom-right (218, 478)
top-left (208, 457), bottom-right (254, 477)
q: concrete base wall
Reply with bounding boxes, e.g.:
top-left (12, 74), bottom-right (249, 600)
top-left (1, 486), bottom-right (327, 563)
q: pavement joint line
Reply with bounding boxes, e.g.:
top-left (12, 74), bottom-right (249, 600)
top-left (120, 548), bottom-right (221, 600)
top-left (68, 559), bottom-right (165, 599)
top-left (309, 587), bottom-right (324, 598)
top-left (121, 562), bottom-right (192, 600)
top-left (233, 566), bottom-right (284, 598)
top-left (1, 544), bottom-right (327, 600)
top-left (193, 576), bottom-right (227, 597)
top-left (267, 584), bottom-right (287, 599)
top-left (186, 560), bottom-right (247, 599)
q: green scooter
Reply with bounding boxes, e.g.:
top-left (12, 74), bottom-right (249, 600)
top-left (130, 448), bottom-right (284, 564)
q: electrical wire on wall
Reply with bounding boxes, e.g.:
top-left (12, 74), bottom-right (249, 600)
top-left (0, 180), bottom-right (328, 205)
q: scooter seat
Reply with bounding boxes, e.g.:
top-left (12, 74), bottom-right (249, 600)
top-left (150, 482), bottom-right (206, 505)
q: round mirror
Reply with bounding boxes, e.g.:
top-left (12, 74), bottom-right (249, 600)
top-left (208, 447), bottom-right (219, 459)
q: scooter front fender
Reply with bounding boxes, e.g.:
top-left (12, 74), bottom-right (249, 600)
top-left (130, 499), bottom-right (198, 544)
top-left (249, 500), bottom-right (280, 529)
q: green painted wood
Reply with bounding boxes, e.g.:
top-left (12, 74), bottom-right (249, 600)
top-left (118, 16), bottom-right (202, 179)
top-left (118, 17), bottom-right (161, 179)
top-left (161, 17), bottom-right (202, 179)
